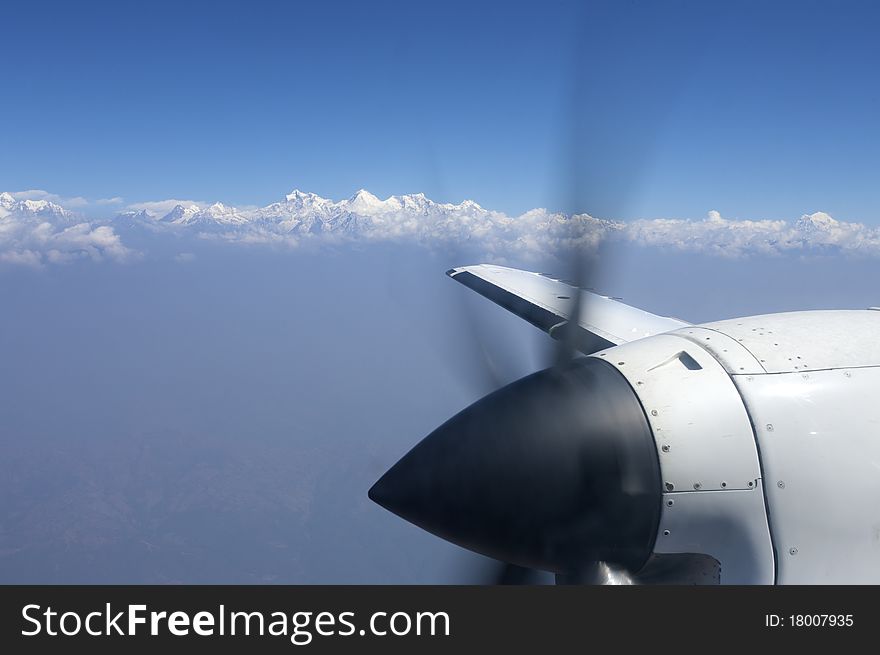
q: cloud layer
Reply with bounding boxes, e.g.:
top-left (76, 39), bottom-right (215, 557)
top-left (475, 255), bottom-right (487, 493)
top-left (0, 193), bottom-right (136, 267)
top-left (3, 188), bottom-right (880, 267)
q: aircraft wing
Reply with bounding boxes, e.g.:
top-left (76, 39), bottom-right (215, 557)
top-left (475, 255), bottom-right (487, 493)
top-left (447, 264), bottom-right (690, 355)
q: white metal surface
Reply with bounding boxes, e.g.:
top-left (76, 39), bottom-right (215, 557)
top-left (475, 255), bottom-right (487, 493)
top-left (595, 334), bottom-right (776, 583)
top-left (595, 335), bottom-right (763, 492)
top-left (734, 367), bottom-right (880, 583)
top-left (655, 489), bottom-right (776, 584)
top-left (674, 326), bottom-right (765, 375)
top-left (704, 310), bottom-right (880, 373)
top-left (449, 264), bottom-right (689, 344)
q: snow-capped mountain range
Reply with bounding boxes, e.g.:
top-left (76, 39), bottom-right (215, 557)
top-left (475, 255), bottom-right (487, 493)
top-left (115, 189), bottom-right (880, 257)
top-left (117, 189), bottom-right (503, 237)
top-left (1, 191), bottom-right (75, 221)
top-left (3, 187), bottom-right (880, 267)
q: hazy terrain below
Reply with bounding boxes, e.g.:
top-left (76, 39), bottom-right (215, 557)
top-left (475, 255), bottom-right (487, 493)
top-left (1, 242), bottom-right (878, 582)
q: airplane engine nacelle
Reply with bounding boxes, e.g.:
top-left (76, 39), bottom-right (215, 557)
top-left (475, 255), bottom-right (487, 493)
top-left (601, 310), bottom-right (880, 584)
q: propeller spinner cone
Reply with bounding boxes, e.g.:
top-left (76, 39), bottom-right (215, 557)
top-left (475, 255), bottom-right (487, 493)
top-left (369, 357), bottom-right (662, 574)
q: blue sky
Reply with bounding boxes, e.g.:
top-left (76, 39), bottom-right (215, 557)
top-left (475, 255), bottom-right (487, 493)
top-left (3, 0), bottom-right (880, 220)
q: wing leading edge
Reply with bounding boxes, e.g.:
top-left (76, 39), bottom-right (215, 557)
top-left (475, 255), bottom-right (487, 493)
top-left (447, 264), bottom-right (689, 355)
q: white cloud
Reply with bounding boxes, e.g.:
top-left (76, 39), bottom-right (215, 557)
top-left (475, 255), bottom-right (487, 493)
top-left (620, 210), bottom-right (880, 257)
top-left (9, 189), bottom-right (90, 208)
top-left (0, 213), bottom-right (138, 268)
top-left (0, 249), bottom-right (43, 267)
top-left (9, 189), bottom-right (62, 202)
top-left (50, 223), bottom-right (135, 263)
top-left (96, 197), bottom-right (125, 206)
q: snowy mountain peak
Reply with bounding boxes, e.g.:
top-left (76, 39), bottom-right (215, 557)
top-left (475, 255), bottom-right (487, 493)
top-left (347, 189), bottom-right (383, 210)
top-left (282, 190), bottom-right (333, 214)
top-left (285, 189), bottom-right (327, 203)
top-left (203, 202), bottom-right (249, 224)
top-left (0, 194), bottom-right (73, 220)
top-left (797, 211), bottom-right (839, 232)
top-left (161, 204), bottom-right (202, 224)
top-left (387, 193), bottom-right (437, 213)
top-left (154, 202), bottom-right (251, 226)
top-left (204, 202), bottom-right (239, 217)
top-left (116, 209), bottom-right (154, 221)
top-left (351, 188), bottom-right (378, 200)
